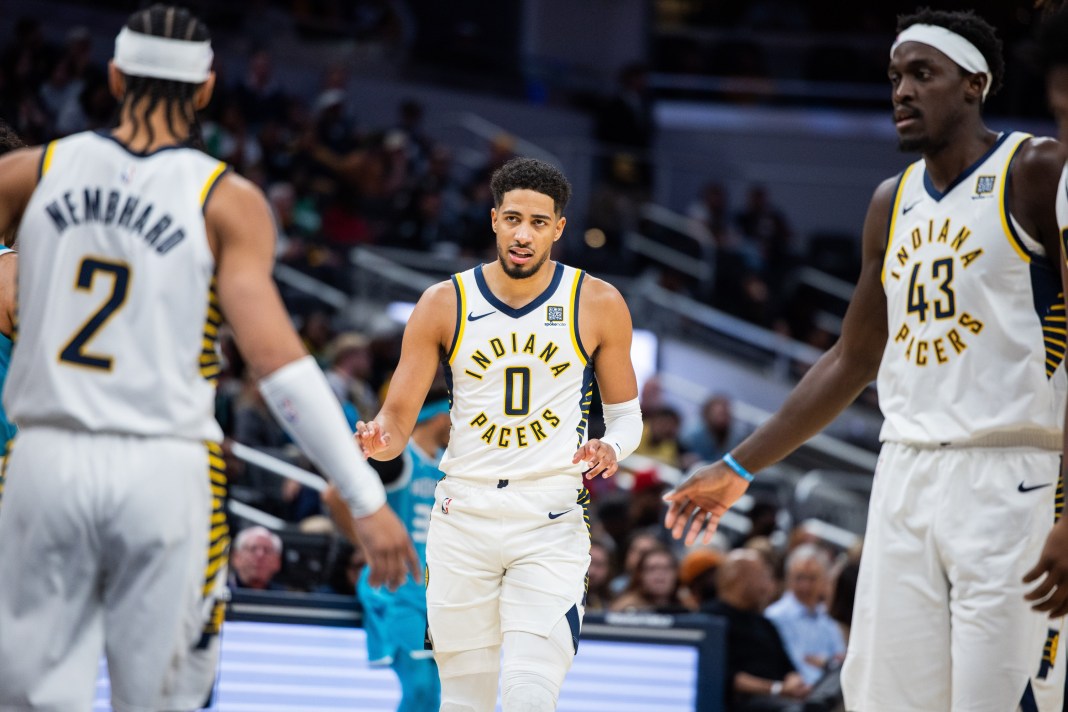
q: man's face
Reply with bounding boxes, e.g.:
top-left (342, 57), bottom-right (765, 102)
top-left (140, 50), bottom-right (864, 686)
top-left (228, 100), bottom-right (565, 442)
top-left (491, 189), bottom-right (564, 280)
top-left (889, 41), bottom-right (977, 154)
top-left (233, 532), bottom-right (281, 589)
top-left (1047, 66), bottom-right (1068, 143)
top-left (788, 558), bottom-right (827, 609)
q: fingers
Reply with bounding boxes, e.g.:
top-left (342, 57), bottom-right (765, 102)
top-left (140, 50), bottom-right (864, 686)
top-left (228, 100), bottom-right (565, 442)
top-left (577, 441), bottom-right (618, 480)
top-left (1023, 560), bottom-right (1046, 584)
top-left (1024, 569), bottom-right (1056, 603)
top-left (668, 499), bottom-right (696, 540)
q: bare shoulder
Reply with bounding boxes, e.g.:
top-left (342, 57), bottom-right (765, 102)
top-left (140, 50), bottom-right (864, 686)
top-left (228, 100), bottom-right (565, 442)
top-left (579, 273), bottom-right (627, 311)
top-left (1012, 136), bottom-right (1067, 189)
top-left (0, 146), bottom-right (45, 179)
top-left (205, 171), bottom-right (270, 221)
top-left (409, 278), bottom-right (458, 346)
top-left (0, 146), bottom-right (47, 229)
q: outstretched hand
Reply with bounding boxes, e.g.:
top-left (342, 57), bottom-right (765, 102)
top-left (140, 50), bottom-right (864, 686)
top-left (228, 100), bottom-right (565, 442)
top-left (355, 420), bottom-right (391, 459)
top-left (663, 460), bottom-right (750, 546)
top-left (1023, 518), bottom-right (1068, 618)
top-left (573, 439), bottom-right (620, 480)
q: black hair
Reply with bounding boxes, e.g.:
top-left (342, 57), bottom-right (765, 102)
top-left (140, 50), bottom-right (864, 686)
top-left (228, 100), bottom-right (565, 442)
top-left (489, 157), bottom-right (572, 216)
top-left (1039, 4), bottom-right (1068, 72)
top-left (0, 119), bottom-right (24, 156)
top-left (897, 8), bottom-right (1005, 97)
top-left (120, 4), bottom-right (211, 147)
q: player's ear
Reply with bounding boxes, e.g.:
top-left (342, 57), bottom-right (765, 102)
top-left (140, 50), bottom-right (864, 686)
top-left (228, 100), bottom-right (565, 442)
top-left (194, 72), bottom-right (216, 110)
top-left (107, 61), bottom-right (126, 102)
top-left (554, 216), bottom-right (566, 241)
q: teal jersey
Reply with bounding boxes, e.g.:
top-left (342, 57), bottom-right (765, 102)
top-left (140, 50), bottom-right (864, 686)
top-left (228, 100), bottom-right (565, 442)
top-left (0, 246), bottom-right (14, 445)
top-left (358, 442), bottom-right (442, 662)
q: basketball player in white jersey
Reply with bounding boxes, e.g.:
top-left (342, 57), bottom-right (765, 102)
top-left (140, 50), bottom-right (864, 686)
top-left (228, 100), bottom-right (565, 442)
top-left (357, 157), bottom-right (643, 712)
top-left (665, 9), bottom-right (1068, 712)
top-left (0, 6), bottom-right (417, 711)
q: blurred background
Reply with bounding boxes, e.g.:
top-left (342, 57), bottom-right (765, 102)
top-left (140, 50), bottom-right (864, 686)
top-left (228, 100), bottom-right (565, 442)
top-left (11, 0), bottom-right (1056, 708)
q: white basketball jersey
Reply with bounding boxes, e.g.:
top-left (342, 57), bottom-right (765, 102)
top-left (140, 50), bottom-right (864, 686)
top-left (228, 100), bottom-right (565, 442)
top-left (5, 131), bottom-right (228, 441)
top-left (440, 263), bottom-right (593, 482)
top-left (878, 131), bottom-right (1065, 447)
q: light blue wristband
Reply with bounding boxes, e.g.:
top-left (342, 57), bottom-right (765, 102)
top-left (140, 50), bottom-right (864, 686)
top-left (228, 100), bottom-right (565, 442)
top-left (723, 453), bottom-right (754, 482)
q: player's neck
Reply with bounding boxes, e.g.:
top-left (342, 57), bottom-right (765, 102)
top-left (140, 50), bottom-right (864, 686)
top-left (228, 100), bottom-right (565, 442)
top-left (112, 102), bottom-right (192, 153)
top-left (482, 260), bottom-right (558, 308)
top-left (922, 124), bottom-right (999, 193)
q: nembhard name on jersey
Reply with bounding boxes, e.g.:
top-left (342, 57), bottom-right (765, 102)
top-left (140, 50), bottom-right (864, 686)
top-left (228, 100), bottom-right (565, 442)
top-left (888, 216), bottom-right (985, 366)
top-left (460, 332), bottom-right (573, 380)
top-left (42, 188), bottom-right (187, 254)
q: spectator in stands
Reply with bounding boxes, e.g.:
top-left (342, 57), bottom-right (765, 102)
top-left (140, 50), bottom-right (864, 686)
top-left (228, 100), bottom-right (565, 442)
top-left (703, 550), bottom-right (813, 711)
top-left (735, 184), bottom-right (793, 282)
top-left (679, 547), bottom-right (724, 609)
top-left (687, 181), bottom-right (738, 250)
top-left (682, 394), bottom-right (752, 464)
top-left (229, 526), bottom-right (285, 591)
top-left (827, 557), bottom-right (860, 644)
top-left (299, 310), bottom-right (336, 366)
top-left (765, 544), bottom-right (845, 686)
top-left (234, 49), bottom-right (287, 127)
top-left (317, 542), bottom-right (365, 597)
top-left (628, 467), bottom-right (671, 530)
top-left (586, 539), bottom-right (618, 612)
top-left (610, 545), bottom-right (690, 614)
top-left (635, 404), bottom-right (691, 468)
top-left (325, 331), bottom-right (380, 419)
top-left (609, 529), bottom-right (664, 596)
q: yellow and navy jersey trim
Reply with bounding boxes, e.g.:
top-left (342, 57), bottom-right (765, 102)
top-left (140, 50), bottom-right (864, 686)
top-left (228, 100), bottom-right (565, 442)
top-left (999, 134), bottom-right (1039, 264)
top-left (1029, 261), bottom-right (1066, 378)
top-left (199, 161), bottom-right (230, 214)
top-left (0, 438), bottom-right (12, 507)
top-left (570, 269), bottom-right (589, 366)
top-left (37, 140), bottom-right (56, 181)
top-left (204, 441), bottom-right (230, 599)
top-left (200, 277), bottom-right (222, 383)
top-left (472, 262), bottom-right (565, 319)
top-left (447, 273), bottom-right (467, 365)
top-left (881, 164), bottom-right (917, 285)
top-left (1056, 469), bottom-right (1065, 524)
top-left (575, 363), bottom-right (594, 448)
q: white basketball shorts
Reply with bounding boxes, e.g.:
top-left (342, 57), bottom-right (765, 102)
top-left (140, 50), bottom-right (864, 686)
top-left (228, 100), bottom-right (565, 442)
top-left (425, 476), bottom-right (591, 654)
top-left (842, 442), bottom-right (1065, 712)
top-left (0, 428), bottom-right (228, 712)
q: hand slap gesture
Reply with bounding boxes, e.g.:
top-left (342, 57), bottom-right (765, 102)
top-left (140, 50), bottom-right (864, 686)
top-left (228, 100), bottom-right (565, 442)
top-left (663, 460), bottom-right (750, 546)
top-left (573, 439), bottom-right (620, 480)
top-left (355, 420), bottom-right (392, 459)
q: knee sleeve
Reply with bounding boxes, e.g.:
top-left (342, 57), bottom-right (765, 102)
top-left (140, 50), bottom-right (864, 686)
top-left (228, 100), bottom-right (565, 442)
top-left (437, 646), bottom-right (500, 712)
top-left (500, 617), bottom-right (576, 712)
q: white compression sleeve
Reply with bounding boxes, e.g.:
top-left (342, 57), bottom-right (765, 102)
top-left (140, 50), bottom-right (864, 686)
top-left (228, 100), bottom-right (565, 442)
top-left (600, 397), bottom-right (642, 460)
top-left (258, 355), bottom-right (386, 517)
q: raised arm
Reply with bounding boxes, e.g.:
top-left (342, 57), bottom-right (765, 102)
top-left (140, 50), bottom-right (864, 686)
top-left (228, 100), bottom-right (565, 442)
top-left (208, 173), bottom-right (418, 589)
top-left (571, 276), bottom-right (640, 479)
top-left (665, 176), bottom-right (898, 544)
top-left (357, 281), bottom-right (454, 461)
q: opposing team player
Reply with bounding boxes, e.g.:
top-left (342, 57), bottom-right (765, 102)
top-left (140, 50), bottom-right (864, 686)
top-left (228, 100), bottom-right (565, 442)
top-left (666, 9), bottom-right (1068, 712)
top-left (0, 5), bottom-right (417, 711)
top-left (0, 119), bottom-right (24, 463)
top-left (327, 390), bottom-right (453, 711)
top-left (357, 157), bottom-right (643, 712)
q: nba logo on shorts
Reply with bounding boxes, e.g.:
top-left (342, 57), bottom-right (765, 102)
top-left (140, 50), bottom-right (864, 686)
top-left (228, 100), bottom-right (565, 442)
top-left (441, 497), bottom-right (452, 514)
top-left (546, 305), bottom-right (564, 324)
top-left (975, 175), bottom-right (996, 195)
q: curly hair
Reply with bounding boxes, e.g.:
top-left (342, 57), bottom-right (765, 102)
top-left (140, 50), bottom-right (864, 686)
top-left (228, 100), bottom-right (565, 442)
top-left (897, 8), bottom-right (1005, 98)
top-left (119, 4), bottom-right (211, 148)
top-left (0, 119), bottom-right (24, 156)
top-left (489, 157), bottom-right (572, 216)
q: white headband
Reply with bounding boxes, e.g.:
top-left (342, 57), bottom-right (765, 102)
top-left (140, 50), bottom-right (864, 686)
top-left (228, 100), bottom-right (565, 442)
top-left (891, 24), bottom-right (992, 101)
top-left (113, 26), bottom-right (213, 84)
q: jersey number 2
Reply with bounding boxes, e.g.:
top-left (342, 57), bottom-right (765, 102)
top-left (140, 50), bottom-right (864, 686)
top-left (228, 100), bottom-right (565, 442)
top-left (59, 257), bottom-right (131, 371)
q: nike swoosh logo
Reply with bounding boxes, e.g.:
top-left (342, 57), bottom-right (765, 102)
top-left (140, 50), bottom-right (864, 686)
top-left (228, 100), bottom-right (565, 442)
top-left (1018, 482), bottom-right (1053, 493)
top-left (902, 201), bottom-right (920, 215)
top-left (548, 509), bottom-right (573, 519)
top-left (468, 311), bottom-right (495, 322)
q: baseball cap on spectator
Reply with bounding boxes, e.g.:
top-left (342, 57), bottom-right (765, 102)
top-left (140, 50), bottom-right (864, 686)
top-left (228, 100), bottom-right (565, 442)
top-left (679, 547), bottom-right (724, 587)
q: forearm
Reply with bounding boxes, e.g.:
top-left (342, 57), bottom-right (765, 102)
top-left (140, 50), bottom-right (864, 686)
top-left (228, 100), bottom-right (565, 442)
top-left (369, 408), bottom-right (415, 461)
top-left (731, 343), bottom-right (878, 473)
top-left (734, 672), bottom-right (780, 696)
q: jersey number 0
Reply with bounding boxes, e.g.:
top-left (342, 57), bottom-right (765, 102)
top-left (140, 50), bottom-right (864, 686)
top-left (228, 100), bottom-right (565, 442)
top-left (58, 257), bottom-right (131, 371)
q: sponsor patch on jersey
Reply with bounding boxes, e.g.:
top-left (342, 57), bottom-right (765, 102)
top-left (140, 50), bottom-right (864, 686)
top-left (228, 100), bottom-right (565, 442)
top-left (975, 175), bottom-right (996, 195)
top-left (546, 305), bottom-right (564, 323)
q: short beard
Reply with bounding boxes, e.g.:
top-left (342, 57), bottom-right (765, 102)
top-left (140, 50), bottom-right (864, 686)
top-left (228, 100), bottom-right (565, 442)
top-left (498, 245), bottom-right (549, 279)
